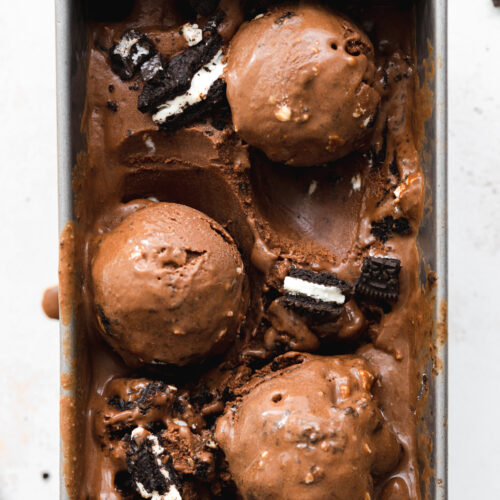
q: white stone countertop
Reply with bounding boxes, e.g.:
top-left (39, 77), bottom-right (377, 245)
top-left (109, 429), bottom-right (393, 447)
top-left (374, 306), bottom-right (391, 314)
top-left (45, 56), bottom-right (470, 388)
top-left (0, 0), bottom-right (499, 498)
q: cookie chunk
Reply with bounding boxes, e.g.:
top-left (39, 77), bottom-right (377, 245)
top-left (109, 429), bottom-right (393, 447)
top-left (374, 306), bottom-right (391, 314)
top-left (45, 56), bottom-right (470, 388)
top-left (282, 267), bottom-right (352, 321)
top-left (138, 33), bottom-right (223, 112)
top-left (371, 216), bottom-right (411, 242)
top-left (356, 257), bottom-right (401, 302)
top-left (127, 428), bottom-right (182, 499)
top-left (110, 29), bottom-right (156, 81)
top-left (140, 53), bottom-right (165, 83)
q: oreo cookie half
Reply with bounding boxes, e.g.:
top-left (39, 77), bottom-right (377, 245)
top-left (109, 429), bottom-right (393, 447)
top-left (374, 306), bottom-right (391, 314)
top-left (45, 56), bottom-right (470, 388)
top-left (356, 256), bottom-right (401, 302)
top-left (127, 428), bottom-right (182, 500)
top-left (282, 268), bottom-right (351, 321)
top-left (110, 29), bottom-right (156, 81)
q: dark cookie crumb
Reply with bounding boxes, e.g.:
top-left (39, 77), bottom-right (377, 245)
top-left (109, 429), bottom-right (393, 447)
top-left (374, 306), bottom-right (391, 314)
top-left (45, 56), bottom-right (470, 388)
top-left (345, 39), bottom-right (371, 56)
top-left (108, 382), bottom-right (166, 413)
top-left (108, 84), bottom-right (115, 93)
top-left (275, 11), bottom-right (296, 24)
top-left (107, 100), bottom-right (119, 112)
top-left (41, 472), bottom-right (50, 480)
top-left (356, 257), bottom-right (401, 302)
top-left (389, 151), bottom-right (400, 178)
top-left (194, 459), bottom-right (211, 480)
top-left (114, 470), bottom-right (136, 496)
top-left (371, 216), bottom-right (411, 242)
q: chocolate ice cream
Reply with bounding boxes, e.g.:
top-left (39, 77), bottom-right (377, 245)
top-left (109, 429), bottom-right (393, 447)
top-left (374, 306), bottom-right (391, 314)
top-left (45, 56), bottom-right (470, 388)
top-left (215, 353), bottom-right (401, 500)
top-left (92, 202), bottom-right (248, 366)
top-left (59, 0), bottom-right (435, 498)
top-left (226, 3), bottom-right (380, 166)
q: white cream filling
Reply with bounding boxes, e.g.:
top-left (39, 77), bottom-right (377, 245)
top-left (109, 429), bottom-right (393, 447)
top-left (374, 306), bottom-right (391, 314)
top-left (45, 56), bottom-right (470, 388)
top-left (284, 276), bottom-right (345, 305)
top-left (153, 50), bottom-right (225, 124)
top-left (114, 34), bottom-right (139, 58)
top-left (182, 23), bottom-right (203, 46)
top-left (132, 44), bottom-right (150, 65)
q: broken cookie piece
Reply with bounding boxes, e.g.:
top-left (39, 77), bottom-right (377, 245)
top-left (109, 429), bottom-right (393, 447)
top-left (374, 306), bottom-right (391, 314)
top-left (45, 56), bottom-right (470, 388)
top-left (110, 29), bottom-right (156, 81)
top-left (356, 256), bottom-right (401, 302)
top-left (282, 267), bottom-right (352, 321)
top-left (371, 216), bottom-right (411, 242)
top-left (152, 56), bottom-right (226, 131)
top-left (140, 53), bottom-right (165, 84)
top-left (127, 427), bottom-right (182, 500)
top-left (138, 33), bottom-right (222, 113)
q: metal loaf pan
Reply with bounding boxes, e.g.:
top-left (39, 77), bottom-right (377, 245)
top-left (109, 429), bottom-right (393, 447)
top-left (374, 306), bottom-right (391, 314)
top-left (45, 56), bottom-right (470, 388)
top-left (55, 1), bottom-right (447, 498)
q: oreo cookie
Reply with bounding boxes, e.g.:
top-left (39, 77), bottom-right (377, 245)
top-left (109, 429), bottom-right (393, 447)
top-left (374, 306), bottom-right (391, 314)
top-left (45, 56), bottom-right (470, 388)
top-left (371, 216), bottom-right (411, 242)
top-left (153, 75), bottom-right (227, 132)
top-left (282, 268), bottom-right (352, 321)
top-left (110, 29), bottom-right (156, 81)
top-left (138, 32), bottom-right (223, 113)
top-left (134, 14), bottom-right (228, 132)
top-left (356, 257), bottom-right (401, 302)
top-left (127, 430), bottom-right (182, 499)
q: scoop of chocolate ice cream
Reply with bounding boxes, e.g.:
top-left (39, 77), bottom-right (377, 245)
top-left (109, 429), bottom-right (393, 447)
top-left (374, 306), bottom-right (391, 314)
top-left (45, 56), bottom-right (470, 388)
top-left (92, 202), bottom-right (248, 366)
top-left (226, 3), bottom-right (380, 166)
top-left (215, 353), bottom-right (401, 500)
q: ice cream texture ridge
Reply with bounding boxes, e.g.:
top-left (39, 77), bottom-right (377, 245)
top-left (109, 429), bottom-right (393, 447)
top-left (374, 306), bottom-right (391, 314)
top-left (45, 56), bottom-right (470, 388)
top-left (60, 1), bottom-right (433, 499)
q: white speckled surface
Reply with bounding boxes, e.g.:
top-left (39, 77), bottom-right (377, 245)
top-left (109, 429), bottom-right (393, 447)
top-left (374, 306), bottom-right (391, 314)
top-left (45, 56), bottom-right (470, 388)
top-left (449, 2), bottom-right (500, 499)
top-left (0, 0), bottom-right (59, 497)
top-left (0, 0), bottom-right (499, 498)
